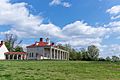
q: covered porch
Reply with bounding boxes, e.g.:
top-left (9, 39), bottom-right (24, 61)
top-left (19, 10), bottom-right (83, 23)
top-left (44, 47), bottom-right (69, 60)
top-left (4, 52), bottom-right (27, 60)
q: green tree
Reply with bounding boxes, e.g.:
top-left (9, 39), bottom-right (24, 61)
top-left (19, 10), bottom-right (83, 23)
top-left (76, 52), bottom-right (82, 60)
top-left (69, 49), bottom-right (77, 60)
top-left (106, 56), bottom-right (111, 61)
top-left (14, 46), bottom-right (24, 52)
top-left (4, 34), bottom-right (23, 52)
top-left (80, 48), bottom-right (89, 61)
top-left (112, 56), bottom-right (119, 62)
top-left (87, 45), bottom-right (99, 61)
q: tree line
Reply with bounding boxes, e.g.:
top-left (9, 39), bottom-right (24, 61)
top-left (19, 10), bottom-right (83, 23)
top-left (62, 44), bottom-right (120, 62)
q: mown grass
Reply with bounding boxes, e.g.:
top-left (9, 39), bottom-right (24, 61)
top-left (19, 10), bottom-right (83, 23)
top-left (0, 61), bottom-right (119, 80)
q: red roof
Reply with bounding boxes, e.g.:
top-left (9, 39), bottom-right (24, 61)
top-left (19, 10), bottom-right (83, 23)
top-left (26, 41), bottom-right (54, 48)
top-left (4, 52), bottom-right (26, 55)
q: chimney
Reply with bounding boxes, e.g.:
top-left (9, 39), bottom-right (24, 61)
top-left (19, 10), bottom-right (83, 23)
top-left (40, 38), bottom-right (43, 42)
top-left (46, 38), bottom-right (50, 45)
top-left (51, 42), bottom-right (54, 46)
top-left (0, 41), bottom-right (3, 45)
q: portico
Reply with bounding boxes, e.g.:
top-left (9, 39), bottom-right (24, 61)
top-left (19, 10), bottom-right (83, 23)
top-left (45, 47), bottom-right (69, 60)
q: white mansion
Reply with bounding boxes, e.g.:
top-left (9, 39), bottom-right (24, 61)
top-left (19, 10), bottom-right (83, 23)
top-left (26, 38), bottom-right (69, 60)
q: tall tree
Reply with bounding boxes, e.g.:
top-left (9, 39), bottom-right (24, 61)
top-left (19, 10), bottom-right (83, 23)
top-left (4, 34), bottom-right (23, 52)
top-left (106, 56), bottom-right (111, 61)
top-left (80, 48), bottom-right (89, 61)
top-left (112, 56), bottom-right (119, 62)
top-left (87, 45), bottom-right (99, 61)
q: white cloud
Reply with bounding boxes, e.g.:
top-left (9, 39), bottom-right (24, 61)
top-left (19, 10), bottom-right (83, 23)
top-left (62, 21), bottom-right (110, 38)
top-left (107, 5), bottom-right (120, 19)
top-left (1, 1), bottom-right (120, 57)
top-left (49, 0), bottom-right (61, 5)
top-left (49, 0), bottom-right (71, 8)
top-left (63, 2), bottom-right (71, 8)
top-left (100, 44), bottom-right (120, 58)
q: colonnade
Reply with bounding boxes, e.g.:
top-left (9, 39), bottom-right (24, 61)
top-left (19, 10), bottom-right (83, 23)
top-left (50, 48), bottom-right (69, 60)
top-left (5, 54), bottom-right (26, 60)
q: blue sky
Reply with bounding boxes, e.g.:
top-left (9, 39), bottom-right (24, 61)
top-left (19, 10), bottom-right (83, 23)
top-left (10, 0), bottom-right (120, 26)
top-left (0, 0), bottom-right (120, 57)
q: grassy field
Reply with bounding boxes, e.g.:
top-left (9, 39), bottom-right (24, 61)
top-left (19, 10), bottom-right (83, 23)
top-left (0, 61), bottom-right (119, 80)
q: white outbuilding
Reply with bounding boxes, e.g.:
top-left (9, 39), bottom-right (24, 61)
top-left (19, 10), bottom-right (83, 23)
top-left (0, 41), bottom-right (9, 60)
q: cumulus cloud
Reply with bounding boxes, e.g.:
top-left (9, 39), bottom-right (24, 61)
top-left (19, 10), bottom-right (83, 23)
top-left (62, 21), bottom-right (110, 38)
top-left (107, 5), bottom-right (120, 19)
top-left (100, 44), bottom-right (120, 58)
top-left (1, 1), bottom-right (120, 57)
top-left (49, 0), bottom-right (71, 8)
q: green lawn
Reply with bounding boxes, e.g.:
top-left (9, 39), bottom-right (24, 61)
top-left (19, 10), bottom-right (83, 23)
top-left (0, 61), bottom-right (119, 80)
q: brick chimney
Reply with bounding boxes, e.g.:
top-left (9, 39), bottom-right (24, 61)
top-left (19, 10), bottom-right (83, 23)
top-left (51, 42), bottom-right (54, 46)
top-left (40, 38), bottom-right (43, 42)
top-left (0, 41), bottom-right (3, 45)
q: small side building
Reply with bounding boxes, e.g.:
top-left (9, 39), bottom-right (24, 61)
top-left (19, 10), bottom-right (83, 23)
top-left (0, 41), bottom-right (9, 60)
top-left (0, 41), bottom-right (27, 60)
top-left (26, 38), bottom-right (69, 60)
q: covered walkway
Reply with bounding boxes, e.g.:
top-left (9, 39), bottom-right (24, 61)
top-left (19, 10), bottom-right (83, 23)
top-left (4, 52), bottom-right (27, 60)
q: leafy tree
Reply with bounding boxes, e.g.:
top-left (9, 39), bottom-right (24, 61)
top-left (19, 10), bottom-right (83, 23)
top-left (14, 46), bottom-right (24, 52)
top-left (76, 52), bottom-right (82, 60)
top-left (4, 34), bottom-right (23, 52)
top-left (87, 45), bottom-right (99, 61)
top-left (69, 49), bottom-right (77, 60)
top-left (112, 56), bottom-right (119, 62)
top-left (98, 57), bottom-right (106, 61)
top-left (106, 56), bottom-right (111, 61)
top-left (80, 48), bottom-right (89, 61)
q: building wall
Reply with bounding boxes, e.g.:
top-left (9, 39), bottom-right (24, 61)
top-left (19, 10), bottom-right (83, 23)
top-left (27, 47), bottom-right (44, 60)
top-left (0, 44), bottom-right (9, 60)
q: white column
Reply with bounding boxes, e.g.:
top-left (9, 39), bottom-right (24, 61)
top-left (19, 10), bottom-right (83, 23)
top-left (17, 55), bottom-right (18, 60)
top-left (12, 55), bottom-right (14, 60)
top-left (8, 55), bottom-right (10, 60)
top-left (54, 49), bottom-right (55, 59)
top-left (59, 51), bottom-right (61, 60)
top-left (57, 50), bottom-right (58, 60)
top-left (50, 48), bottom-right (52, 59)
top-left (43, 48), bottom-right (45, 59)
